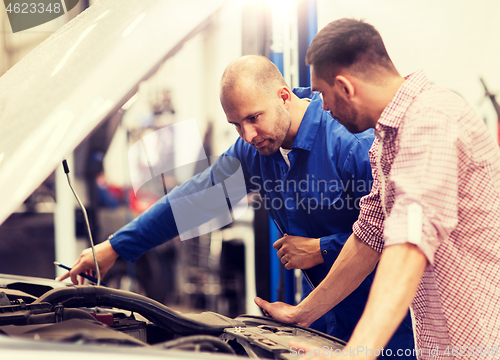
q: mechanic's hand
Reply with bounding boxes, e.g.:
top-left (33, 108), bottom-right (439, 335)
top-left (273, 235), bottom-right (323, 270)
top-left (254, 297), bottom-right (304, 325)
top-left (56, 240), bottom-right (119, 285)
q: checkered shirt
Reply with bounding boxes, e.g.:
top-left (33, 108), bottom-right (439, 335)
top-left (353, 71), bottom-right (500, 359)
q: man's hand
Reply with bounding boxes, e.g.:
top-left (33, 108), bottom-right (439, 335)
top-left (254, 297), bottom-right (303, 324)
top-left (263, 233), bottom-right (381, 333)
top-left (56, 240), bottom-right (119, 285)
top-left (273, 235), bottom-right (323, 270)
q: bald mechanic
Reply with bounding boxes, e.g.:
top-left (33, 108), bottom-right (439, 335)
top-left (256, 19), bottom-right (500, 360)
top-left (59, 55), bottom-right (415, 356)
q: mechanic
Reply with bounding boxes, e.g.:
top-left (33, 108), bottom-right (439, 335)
top-left (58, 55), bottom-right (415, 357)
top-left (255, 19), bottom-right (500, 359)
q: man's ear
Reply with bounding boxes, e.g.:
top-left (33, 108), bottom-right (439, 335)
top-left (277, 86), bottom-right (292, 107)
top-left (335, 75), bottom-right (355, 100)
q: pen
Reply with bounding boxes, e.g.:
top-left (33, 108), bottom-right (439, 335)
top-left (54, 261), bottom-right (106, 286)
top-left (271, 219), bottom-right (316, 290)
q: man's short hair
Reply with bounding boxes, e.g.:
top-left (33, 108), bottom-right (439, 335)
top-left (306, 18), bottom-right (397, 83)
top-left (220, 55), bottom-right (288, 100)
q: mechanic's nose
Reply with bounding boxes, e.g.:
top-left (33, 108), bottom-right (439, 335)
top-left (241, 124), bottom-right (258, 144)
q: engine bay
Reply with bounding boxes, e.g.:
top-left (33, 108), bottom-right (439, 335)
top-left (0, 281), bottom-right (345, 359)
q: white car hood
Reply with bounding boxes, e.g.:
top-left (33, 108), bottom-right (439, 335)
top-left (0, 0), bottom-right (227, 225)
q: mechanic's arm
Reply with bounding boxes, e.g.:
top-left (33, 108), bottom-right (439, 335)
top-left (256, 232), bottom-right (379, 325)
top-left (58, 142), bottom-right (257, 285)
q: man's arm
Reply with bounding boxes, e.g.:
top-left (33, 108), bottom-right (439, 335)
top-left (256, 232), bottom-right (380, 326)
top-left (58, 141), bottom-right (256, 285)
top-left (345, 243), bottom-right (427, 359)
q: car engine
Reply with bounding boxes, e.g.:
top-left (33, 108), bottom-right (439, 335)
top-left (0, 280), bottom-right (345, 359)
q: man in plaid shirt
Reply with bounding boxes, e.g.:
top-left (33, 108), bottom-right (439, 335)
top-left (256, 18), bottom-right (500, 359)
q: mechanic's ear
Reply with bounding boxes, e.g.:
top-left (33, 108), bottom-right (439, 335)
top-left (335, 75), bottom-right (355, 100)
top-left (277, 87), bottom-right (292, 108)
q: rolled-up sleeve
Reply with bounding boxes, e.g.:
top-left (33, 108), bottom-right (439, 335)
top-left (383, 107), bottom-right (459, 265)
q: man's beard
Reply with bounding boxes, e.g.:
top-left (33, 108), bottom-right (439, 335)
top-left (255, 105), bottom-right (291, 156)
top-left (332, 92), bottom-right (365, 134)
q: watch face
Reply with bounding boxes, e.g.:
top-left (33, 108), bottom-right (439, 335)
top-left (3, 0), bottom-right (80, 33)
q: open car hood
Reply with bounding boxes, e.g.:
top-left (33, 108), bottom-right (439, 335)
top-left (0, 0), bottom-right (226, 225)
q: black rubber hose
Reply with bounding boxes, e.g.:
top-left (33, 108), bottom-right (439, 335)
top-left (156, 335), bottom-right (236, 355)
top-left (33, 286), bottom-right (232, 335)
top-left (27, 308), bottom-right (97, 324)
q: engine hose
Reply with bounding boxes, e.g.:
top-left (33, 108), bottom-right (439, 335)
top-left (156, 335), bottom-right (236, 354)
top-left (33, 285), bottom-right (240, 335)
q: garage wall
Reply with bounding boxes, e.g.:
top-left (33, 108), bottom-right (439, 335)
top-left (156, 1), bottom-right (243, 156)
top-left (317, 0), bottom-right (500, 136)
top-left (103, 2), bottom-right (243, 186)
